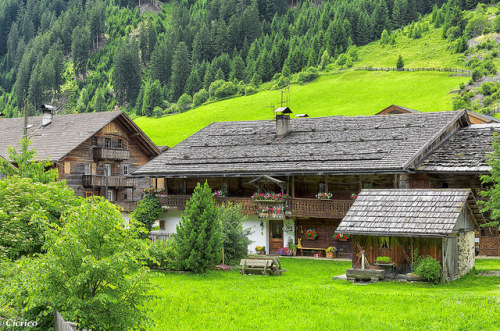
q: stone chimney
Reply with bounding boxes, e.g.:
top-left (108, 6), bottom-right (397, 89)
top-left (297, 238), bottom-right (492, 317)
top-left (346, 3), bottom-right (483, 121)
top-left (41, 104), bottom-right (55, 126)
top-left (274, 107), bottom-right (292, 138)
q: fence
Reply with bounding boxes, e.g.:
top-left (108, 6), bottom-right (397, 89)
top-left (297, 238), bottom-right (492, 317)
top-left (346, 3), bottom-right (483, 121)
top-left (148, 231), bottom-right (174, 241)
top-left (55, 312), bottom-right (90, 331)
top-left (353, 66), bottom-right (472, 75)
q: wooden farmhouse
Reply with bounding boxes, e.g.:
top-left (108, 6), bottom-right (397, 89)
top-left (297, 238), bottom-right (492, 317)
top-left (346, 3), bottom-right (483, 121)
top-left (0, 108), bottom-right (160, 214)
top-left (336, 189), bottom-right (482, 281)
top-left (134, 108), bottom-right (500, 256)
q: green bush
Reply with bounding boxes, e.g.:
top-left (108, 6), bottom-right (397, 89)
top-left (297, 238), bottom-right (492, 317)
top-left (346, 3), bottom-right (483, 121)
top-left (177, 93), bottom-right (193, 112)
top-left (297, 67), bottom-right (319, 84)
top-left (148, 239), bottom-right (176, 270)
top-left (208, 80), bottom-right (225, 99)
top-left (415, 256), bottom-right (442, 283)
top-left (193, 89), bottom-right (208, 107)
top-left (483, 96), bottom-right (492, 107)
top-left (376, 256), bottom-right (391, 263)
top-left (219, 203), bottom-right (252, 265)
top-left (459, 82), bottom-right (465, 90)
top-left (472, 69), bottom-right (482, 82)
top-left (396, 55), bottom-right (404, 69)
top-left (245, 85), bottom-right (257, 95)
top-left (214, 81), bottom-right (238, 99)
top-left (131, 191), bottom-right (163, 237)
top-left (480, 82), bottom-right (498, 96)
top-left (274, 76), bottom-right (290, 89)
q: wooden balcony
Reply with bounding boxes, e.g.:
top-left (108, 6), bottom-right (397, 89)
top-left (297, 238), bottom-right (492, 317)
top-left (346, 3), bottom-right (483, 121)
top-left (93, 147), bottom-right (130, 161)
top-left (156, 195), bottom-right (353, 219)
top-left (82, 175), bottom-right (136, 188)
top-left (114, 200), bottom-right (138, 212)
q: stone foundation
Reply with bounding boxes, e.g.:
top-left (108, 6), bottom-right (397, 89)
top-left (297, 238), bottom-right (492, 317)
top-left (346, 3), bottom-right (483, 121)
top-left (457, 231), bottom-right (475, 277)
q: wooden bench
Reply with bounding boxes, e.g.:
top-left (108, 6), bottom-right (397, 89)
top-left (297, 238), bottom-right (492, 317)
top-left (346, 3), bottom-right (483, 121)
top-left (296, 238), bottom-right (326, 257)
top-left (240, 256), bottom-right (286, 276)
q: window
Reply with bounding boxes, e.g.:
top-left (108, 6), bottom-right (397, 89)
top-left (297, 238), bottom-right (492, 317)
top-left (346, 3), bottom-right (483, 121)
top-left (107, 190), bottom-right (114, 201)
top-left (84, 164), bottom-right (92, 175)
top-left (91, 137), bottom-right (97, 146)
top-left (379, 237), bottom-right (390, 249)
top-left (64, 162), bottom-right (71, 174)
top-left (178, 181), bottom-right (186, 194)
top-left (104, 138), bottom-right (111, 148)
top-left (160, 220), bottom-right (166, 230)
top-left (117, 139), bottom-right (123, 149)
top-left (123, 193), bottom-right (128, 200)
top-left (85, 191), bottom-right (93, 198)
top-left (123, 165), bottom-right (129, 175)
top-left (363, 182), bottom-right (373, 189)
top-left (318, 182), bottom-right (326, 193)
top-left (104, 164), bottom-right (111, 176)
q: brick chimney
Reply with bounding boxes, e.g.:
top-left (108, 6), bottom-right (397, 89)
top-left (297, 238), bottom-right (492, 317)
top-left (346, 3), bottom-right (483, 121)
top-left (275, 107), bottom-right (292, 138)
top-left (41, 104), bottom-right (55, 126)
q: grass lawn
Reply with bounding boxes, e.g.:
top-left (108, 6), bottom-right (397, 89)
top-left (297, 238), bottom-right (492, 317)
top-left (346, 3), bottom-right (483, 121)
top-left (146, 258), bottom-right (500, 330)
top-left (135, 71), bottom-right (467, 147)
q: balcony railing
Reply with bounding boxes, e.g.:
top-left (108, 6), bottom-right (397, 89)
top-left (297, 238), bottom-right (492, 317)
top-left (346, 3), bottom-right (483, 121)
top-left (82, 175), bottom-right (136, 188)
top-left (93, 147), bottom-right (130, 160)
top-left (156, 195), bottom-right (353, 219)
top-left (114, 201), bottom-right (138, 212)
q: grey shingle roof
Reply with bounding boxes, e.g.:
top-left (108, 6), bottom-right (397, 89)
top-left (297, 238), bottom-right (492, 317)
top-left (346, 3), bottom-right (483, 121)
top-left (418, 124), bottom-right (500, 173)
top-left (135, 111), bottom-right (468, 177)
top-left (0, 111), bottom-right (159, 161)
top-left (336, 189), bottom-right (473, 237)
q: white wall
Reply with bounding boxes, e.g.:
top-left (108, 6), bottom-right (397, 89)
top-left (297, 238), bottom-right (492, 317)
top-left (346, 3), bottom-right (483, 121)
top-left (283, 218), bottom-right (295, 247)
top-left (159, 210), bottom-right (183, 234)
top-left (243, 216), bottom-right (268, 254)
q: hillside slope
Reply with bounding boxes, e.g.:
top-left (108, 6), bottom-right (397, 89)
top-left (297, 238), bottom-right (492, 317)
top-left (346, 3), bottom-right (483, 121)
top-left (136, 70), bottom-right (467, 147)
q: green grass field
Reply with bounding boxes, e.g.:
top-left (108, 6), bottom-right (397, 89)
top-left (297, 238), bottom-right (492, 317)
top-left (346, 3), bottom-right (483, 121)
top-left (135, 71), bottom-right (468, 147)
top-left (146, 258), bottom-right (500, 330)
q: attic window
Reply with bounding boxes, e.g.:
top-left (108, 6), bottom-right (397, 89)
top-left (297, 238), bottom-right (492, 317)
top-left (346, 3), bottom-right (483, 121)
top-left (91, 137), bottom-right (97, 146)
top-left (104, 138), bottom-right (111, 148)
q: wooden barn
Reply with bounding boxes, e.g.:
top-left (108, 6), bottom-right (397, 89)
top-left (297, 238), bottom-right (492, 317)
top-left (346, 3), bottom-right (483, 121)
top-left (336, 189), bottom-right (484, 281)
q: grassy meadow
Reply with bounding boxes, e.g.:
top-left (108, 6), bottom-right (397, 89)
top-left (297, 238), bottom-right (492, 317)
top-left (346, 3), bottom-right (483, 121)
top-left (146, 258), bottom-right (500, 330)
top-left (135, 71), bottom-right (468, 147)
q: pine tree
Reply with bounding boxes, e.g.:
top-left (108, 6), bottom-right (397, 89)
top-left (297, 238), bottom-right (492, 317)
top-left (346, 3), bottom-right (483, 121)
top-left (150, 39), bottom-right (173, 85)
top-left (142, 80), bottom-right (163, 117)
top-left (170, 42), bottom-right (191, 101)
top-left (229, 55), bottom-right (245, 81)
top-left (174, 182), bottom-right (222, 273)
top-left (113, 39), bottom-right (141, 105)
top-left (396, 54), bottom-right (404, 69)
top-left (71, 25), bottom-right (91, 75)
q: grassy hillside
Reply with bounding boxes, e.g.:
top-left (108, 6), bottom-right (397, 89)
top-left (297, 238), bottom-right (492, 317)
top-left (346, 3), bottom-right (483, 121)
top-left (136, 70), bottom-right (468, 147)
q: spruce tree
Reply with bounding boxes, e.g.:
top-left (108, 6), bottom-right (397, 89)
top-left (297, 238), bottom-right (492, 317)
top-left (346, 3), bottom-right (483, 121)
top-left (171, 42), bottom-right (191, 101)
top-left (396, 54), bottom-right (404, 69)
top-left (174, 182), bottom-right (222, 273)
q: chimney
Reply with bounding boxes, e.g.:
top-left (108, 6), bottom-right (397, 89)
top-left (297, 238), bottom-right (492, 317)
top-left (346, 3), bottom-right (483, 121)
top-left (41, 104), bottom-right (55, 126)
top-left (274, 107), bottom-right (292, 138)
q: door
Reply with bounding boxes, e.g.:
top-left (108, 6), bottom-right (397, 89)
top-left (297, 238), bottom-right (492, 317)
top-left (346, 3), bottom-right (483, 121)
top-left (269, 220), bottom-right (284, 254)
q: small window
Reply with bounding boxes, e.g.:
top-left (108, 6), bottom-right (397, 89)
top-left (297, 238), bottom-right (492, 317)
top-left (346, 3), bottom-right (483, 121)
top-left (107, 190), bottom-right (114, 201)
top-left (442, 182), bottom-right (449, 188)
top-left (160, 220), bottom-right (166, 230)
top-left (104, 138), bottom-right (111, 148)
top-left (379, 237), bottom-right (390, 249)
top-left (178, 181), bottom-right (186, 194)
top-left (64, 162), bottom-right (71, 174)
top-left (124, 193), bottom-right (128, 200)
top-left (117, 139), bottom-right (123, 149)
top-left (91, 137), bottom-right (97, 146)
top-left (84, 164), bottom-right (92, 175)
top-left (104, 164), bottom-right (111, 176)
top-left (85, 191), bottom-right (93, 198)
top-left (363, 182), bottom-right (373, 189)
top-left (318, 182), bottom-right (326, 193)
top-left (123, 165), bottom-right (129, 175)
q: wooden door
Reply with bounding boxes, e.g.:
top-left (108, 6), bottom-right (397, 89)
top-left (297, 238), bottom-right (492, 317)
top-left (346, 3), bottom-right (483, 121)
top-left (269, 220), bottom-right (284, 253)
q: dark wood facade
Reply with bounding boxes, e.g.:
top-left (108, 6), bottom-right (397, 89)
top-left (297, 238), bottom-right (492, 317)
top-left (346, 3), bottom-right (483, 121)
top-left (54, 120), bottom-right (158, 212)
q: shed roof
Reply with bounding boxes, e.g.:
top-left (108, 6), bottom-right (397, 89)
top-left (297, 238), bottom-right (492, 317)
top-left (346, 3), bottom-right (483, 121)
top-left (418, 124), bottom-right (500, 173)
top-left (336, 189), bottom-right (476, 238)
top-left (0, 111), bottom-right (159, 162)
top-left (135, 111), bottom-right (468, 177)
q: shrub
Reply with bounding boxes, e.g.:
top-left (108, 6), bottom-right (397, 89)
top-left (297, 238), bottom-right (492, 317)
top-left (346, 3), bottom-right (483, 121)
top-left (131, 190), bottom-right (163, 237)
top-left (274, 76), bottom-right (290, 89)
top-left (218, 202), bottom-right (252, 265)
top-left (148, 239), bottom-right (175, 270)
top-left (472, 69), bottom-right (482, 82)
top-left (297, 67), bottom-right (318, 84)
top-left (396, 55), bottom-right (404, 69)
top-left (480, 82), bottom-right (498, 96)
top-left (193, 89), bottom-right (208, 107)
top-left (245, 85), bottom-right (257, 95)
top-left (208, 79), bottom-right (225, 99)
top-left (483, 96), bottom-right (492, 107)
top-left (482, 60), bottom-right (497, 75)
top-left (459, 82), bottom-right (465, 90)
top-left (214, 81), bottom-right (238, 99)
top-left (376, 256), bottom-right (392, 263)
top-left (177, 93), bottom-right (193, 112)
top-left (415, 256), bottom-right (442, 283)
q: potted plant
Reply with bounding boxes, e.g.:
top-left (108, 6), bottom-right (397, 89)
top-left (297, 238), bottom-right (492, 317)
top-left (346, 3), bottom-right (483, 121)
top-left (213, 189), bottom-right (227, 198)
top-left (289, 244), bottom-right (297, 256)
top-left (351, 193), bottom-right (359, 200)
top-left (257, 206), bottom-right (268, 218)
top-left (251, 193), bottom-right (290, 202)
top-left (278, 247), bottom-right (290, 256)
top-left (255, 245), bottom-right (265, 255)
top-left (325, 246), bottom-right (337, 258)
top-left (305, 229), bottom-right (318, 239)
top-left (375, 256), bottom-right (393, 265)
top-left (335, 233), bottom-right (350, 241)
top-left (316, 192), bottom-right (333, 200)
top-left (284, 205), bottom-right (292, 217)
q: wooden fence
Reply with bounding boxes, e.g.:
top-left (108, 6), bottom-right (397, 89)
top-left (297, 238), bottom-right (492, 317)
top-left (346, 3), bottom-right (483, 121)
top-left (353, 66), bottom-right (472, 75)
top-left (148, 231), bottom-right (174, 241)
top-left (55, 312), bottom-right (90, 331)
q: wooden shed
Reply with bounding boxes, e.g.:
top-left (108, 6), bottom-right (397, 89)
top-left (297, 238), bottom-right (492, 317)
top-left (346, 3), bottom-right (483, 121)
top-left (336, 189), bottom-right (484, 281)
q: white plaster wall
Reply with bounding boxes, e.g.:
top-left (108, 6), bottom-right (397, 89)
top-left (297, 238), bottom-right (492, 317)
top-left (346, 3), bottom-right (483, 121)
top-left (243, 216), bottom-right (269, 254)
top-left (121, 212), bottom-right (131, 224)
top-left (458, 231), bottom-right (475, 277)
top-left (159, 210), bottom-right (183, 234)
top-left (283, 218), bottom-right (295, 247)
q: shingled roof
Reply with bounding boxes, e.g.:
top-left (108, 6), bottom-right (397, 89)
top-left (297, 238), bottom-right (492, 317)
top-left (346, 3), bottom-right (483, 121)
top-left (0, 111), bottom-right (159, 162)
top-left (418, 124), bottom-right (500, 173)
top-left (336, 189), bottom-right (477, 238)
top-left (135, 111), bottom-right (469, 177)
